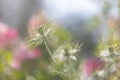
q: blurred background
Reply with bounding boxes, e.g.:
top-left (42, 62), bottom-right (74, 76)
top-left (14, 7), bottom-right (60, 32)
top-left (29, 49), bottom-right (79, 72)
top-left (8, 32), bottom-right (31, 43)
top-left (0, 0), bottom-right (120, 80)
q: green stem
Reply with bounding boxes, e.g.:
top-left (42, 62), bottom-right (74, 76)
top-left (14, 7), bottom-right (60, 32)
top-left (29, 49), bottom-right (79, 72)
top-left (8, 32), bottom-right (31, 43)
top-left (43, 40), bottom-right (54, 61)
top-left (68, 60), bottom-right (80, 80)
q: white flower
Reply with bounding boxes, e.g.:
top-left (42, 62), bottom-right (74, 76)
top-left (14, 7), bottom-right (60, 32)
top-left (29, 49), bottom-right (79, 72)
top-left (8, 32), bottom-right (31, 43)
top-left (100, 50), bottom-right (110, 57)
top-left (53, 49), bottom-right (67, 62)
top-left (97, 70), bottom-right (104, 77)
top-left (68, 49), bottom-right (78, 55)
top-left (35, 33), bottom-right (40, 37)
top-left (69, 55), bottom-right (77, 61)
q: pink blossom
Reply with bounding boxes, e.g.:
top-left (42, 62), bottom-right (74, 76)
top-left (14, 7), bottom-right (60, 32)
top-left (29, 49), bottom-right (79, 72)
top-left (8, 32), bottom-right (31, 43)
top-left (0, 22), bottom-right (9, 47)
top-left (13, 43), bottom-right (28, 62)
top-left (0, 22), bottom-right (9, 34)
top-left (27, 14), bottom-right (46, 35)
top-left (0, 33), bottom-right (8, 48)
top-left (28, 15), bottom-right (41, 28)
top-left (10, 43), bottom-right (42, 70)
top-left (0, 22), bottom-right (18, 39)
top-left (0, 22), bottom-right (18, 48)
top-left (10, 43), bottom-right (28, 70)
top-left (27, 48), bottom-right (42, 59)
top-left (13, 43), bottom-right (42, 61)
top-left (6, 28), bottom-right (18, 40)
top-left (81, 57), bottom-right (104, 76)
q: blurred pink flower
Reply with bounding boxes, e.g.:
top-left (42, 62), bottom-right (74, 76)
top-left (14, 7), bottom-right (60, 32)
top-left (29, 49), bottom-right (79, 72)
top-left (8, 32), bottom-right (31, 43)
top-left (81, 57), bottom-right (104, 77)
top-left (6, 28), bottom-right (18, 40)
top-left (0, 22), bottom-right (19, 48)
top-left (0, 22), bottom-right (9, 34)
top-left (0, 22), bottom-right (9, 47)
top-left (27, 14), bottom-right (46, 36)
top-left (27, 48), bottom-right (42, 59)
top-left (28, 15), bottom-right (41, 28)
top-left (0, 22), bottom-right (18, 39)
top-left (13, 43), bottom-right (28, 62)
top-left (10, 43), bottom-right (42, 70)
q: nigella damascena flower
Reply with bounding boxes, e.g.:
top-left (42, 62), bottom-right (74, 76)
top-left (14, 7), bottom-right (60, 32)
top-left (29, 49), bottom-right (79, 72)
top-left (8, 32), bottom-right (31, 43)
top-left (53, 44), bottom-right (80, 62)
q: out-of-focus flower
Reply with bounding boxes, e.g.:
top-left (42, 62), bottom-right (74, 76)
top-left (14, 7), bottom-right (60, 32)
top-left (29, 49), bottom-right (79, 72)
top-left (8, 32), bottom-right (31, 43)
top-left (28, 15), bottom-right (41, 28)
top-left (80, 57), bottom-right (104, 80)
top-left (100, 49), bottom-right (110, 57)
top-left (27, 13), bottom-right (46, 35)
top-left (0, 22), bottom-right (42, 70)
top-left (6, 28), bottom-right (18, 40)
top-left (53, 48), bottom-right (67, 62)
top-left (0, 22), bottom-right (18, 40)
top-left (83, 57), bottom-right (104, 74)
top-left (0, 22), bottom-right (18, 49)
top-left (10, 43), bottom-right (28, 70)
top-left (27, 48), bottom-right (42, 59)
top-left (0, 22), bottom-right (9, 48)
top-left (10, 43), bottom-right (42, 70)
top-left (13, 43), bottom-right (28, 62)
top-left (53, 43), bottom-right (80, 62)
top-left (0, 22), bottom-right (9, 33)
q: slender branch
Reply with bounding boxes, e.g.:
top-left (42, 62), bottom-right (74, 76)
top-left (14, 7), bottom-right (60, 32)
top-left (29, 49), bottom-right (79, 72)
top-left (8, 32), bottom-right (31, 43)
top-left (43, 40), bottom-right (52, 57)
top-left (68, 60), bottom-right (80, 80)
